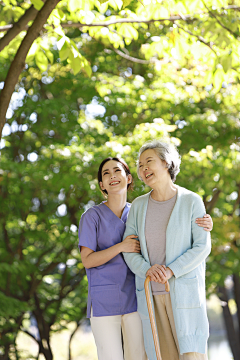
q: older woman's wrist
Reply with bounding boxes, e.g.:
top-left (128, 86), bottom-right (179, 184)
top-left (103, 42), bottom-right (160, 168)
top-left (166, 267), bottom-right (174, 280)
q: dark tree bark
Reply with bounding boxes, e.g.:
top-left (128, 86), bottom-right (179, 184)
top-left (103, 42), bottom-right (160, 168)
top-left (218, 285), bottom-right (240, 360)
top-left (0, 0), bottom-right (60, 141)
top-left (0, 4), bottom-right (41, 52)
top-left (33, 293), bottom-right (53, 360)
top-left (233, 273), bottom-right (240, 342)
top-left (68, 321), bottom-right (80, 360)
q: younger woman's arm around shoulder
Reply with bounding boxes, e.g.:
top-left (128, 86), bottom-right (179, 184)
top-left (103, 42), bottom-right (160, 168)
top-left (81, 236), bottom-right (140, 269)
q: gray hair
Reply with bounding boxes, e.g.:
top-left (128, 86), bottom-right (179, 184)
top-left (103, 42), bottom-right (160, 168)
top-left (137, 140), bottom-right (181, 182)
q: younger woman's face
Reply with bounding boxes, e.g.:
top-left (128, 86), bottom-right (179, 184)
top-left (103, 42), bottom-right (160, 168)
top-left (100, 160), bottom-right (132, 195)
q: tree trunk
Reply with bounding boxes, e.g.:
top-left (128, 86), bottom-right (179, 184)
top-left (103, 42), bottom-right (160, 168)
top-left (33, 292), bottom-right (53, 360)
top-left (0, 343), bottom-right (10, 360)
top-left (233, 273), bottom-right (240, 342)
top-left (218, 285), bottom-right (240, 360)
top-left (0, 0), bottom-right (60, 141)
top-left (68, 321), bottom-right (80, 360)
top-left (0, 4), bottom-right (42, 52)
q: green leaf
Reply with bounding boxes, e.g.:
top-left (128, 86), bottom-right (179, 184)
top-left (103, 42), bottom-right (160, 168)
top-left (45, 50), bottom-right (54, 64)
top-left (35, 50), bottom-right (48, 72)
top-left (26, 42), bottom-right (39, 62)
top-left (123, 0), bottom-right (133, 8)
top-left (220, 55), bottom-right (232, 73)
top-left (68, 0), bottom-right (80, 12)
top-left (59, 42), bottom-right (70, 61)
top-left (69, 54), bottom-right (82, 75)
top-left (205, 71), bottom-right (213, 85)
top-left (58, 9), bottom-right (65, 20)
top-left (109, 0), bottom-right (122, 10)
top-left (213, 68), bottom-right (224, 92)
top-left (117, 24), bottom-right (138, 44)
top-left (30, 0), bottom-right (44, 10)
top-left (82, 57), bottom-right (92, 77)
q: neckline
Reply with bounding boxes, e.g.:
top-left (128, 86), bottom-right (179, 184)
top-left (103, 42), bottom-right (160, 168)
top-left (149, 192), bottom-right (177, 204)
top-left (101, 201), bottom-right (128, 222)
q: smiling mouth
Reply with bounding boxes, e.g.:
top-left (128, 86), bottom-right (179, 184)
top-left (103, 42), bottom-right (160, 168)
top-left (109, 181), bottom-right (120, 186)
top-left (145, 173), bottom-right (153, 179)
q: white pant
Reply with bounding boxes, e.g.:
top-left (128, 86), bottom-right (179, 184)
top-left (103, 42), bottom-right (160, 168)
top-left (90, 311), bottom-right (147, 360)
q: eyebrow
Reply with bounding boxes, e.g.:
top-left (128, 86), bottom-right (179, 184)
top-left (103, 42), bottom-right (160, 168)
top-left (102, 166), bottom-right (121, 173)
top-left (139, 156), bottom-right (153, 164)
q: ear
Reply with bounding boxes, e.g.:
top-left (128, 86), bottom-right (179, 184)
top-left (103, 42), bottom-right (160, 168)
top-left (162, 160), bottom-right (168, 168)
top-left (99, 181), bottom-right (105, 190)
top-left (127, 174), bottom-right (132, 184)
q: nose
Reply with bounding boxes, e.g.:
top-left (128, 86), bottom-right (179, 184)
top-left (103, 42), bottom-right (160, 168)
top-left (110, 173), bottom-right (116, 179)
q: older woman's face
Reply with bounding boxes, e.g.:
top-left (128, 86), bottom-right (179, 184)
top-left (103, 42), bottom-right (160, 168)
top-left (139, 149), bottom-right (169, 187)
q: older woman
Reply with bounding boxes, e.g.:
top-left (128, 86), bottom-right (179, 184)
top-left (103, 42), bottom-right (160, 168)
top-left (123, 140), bottom-right (211, 360)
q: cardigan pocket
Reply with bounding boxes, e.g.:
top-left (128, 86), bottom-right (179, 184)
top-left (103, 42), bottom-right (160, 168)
top-left (91, 284), bottom-right (120, 315)
top-left (136, 288), bottom-right (149, 319)
top-left (175, 276), bottom-right (201, 309)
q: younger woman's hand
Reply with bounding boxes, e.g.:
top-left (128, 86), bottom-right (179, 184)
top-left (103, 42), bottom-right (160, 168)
top-left (146, 264), bottom-right (167, 283)
top-left (195, 214), bottom-right (213, 231)
top-left (120, 235), bottom-right (141, 253)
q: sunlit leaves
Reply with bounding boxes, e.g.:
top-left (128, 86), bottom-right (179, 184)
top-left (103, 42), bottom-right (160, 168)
top-left (123, 0), bottom-right (133, 8)
top-left (57, 36), bottom-right (92, 76)
top-left (68, 0), bottom-right (81, 12)
top-left (213, 67), bottom-right (224, 92)
top-left (30, 0), bottom-right (44, 11)
top-left (68, 0), bottom-right (95, 12)
top-left (1, 0), bottom-right (240, 94)
top-left (117, 23), bottom-right (138, 45)
top-left (35, 50), bottom-right (48, 72)
top-left (220, 54), bottom-right (232, 73)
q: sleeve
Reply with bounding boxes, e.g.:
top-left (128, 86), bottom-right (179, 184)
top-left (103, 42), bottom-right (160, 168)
top-left (78, 210), bottom-right (98, 252)
top-left (123, 202), bottom-right (151, 279)
top-left (168, 195), bottom-right (211, 278)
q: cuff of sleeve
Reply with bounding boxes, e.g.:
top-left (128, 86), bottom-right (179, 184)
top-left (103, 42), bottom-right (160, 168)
top-left (167, 262), bottom-right (182, 279)
top-left (139, 262), bottom-right (151, 279)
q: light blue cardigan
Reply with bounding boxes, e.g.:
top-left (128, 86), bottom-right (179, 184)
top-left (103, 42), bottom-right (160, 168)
top-left (123, 185), bottom-right (211, 359)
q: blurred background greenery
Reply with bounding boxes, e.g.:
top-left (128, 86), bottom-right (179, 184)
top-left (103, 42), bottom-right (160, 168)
top-left (0, 0), bottom-right (239, 359)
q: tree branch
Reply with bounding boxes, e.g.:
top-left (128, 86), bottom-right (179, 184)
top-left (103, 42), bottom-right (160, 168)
top-left (218, 285), bottom-right (240, 359)
top-left (0, 3), bottom-right (45, 52)
top-left (0, 0), bottom-right (61, 141)
top-left (202, 0), bottom-right (239, 39)
top-left (20, 328), bottom-right (40, 344)
top-left (68, 320), bottom-right (82, 360)
top-left (204, 189), bottom-right (221, 213)
top-left (59, 5), bottom-right (240, 28)
top-left (113, 47), bottom-right (157, 64)
top-left (0, 5), bottom-right (240, 33)
top-left (175, 23), bottom-right (217, 55)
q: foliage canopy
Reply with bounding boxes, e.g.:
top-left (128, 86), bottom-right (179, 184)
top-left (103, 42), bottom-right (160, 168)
top-left (0, 0), bottom-right (240, 359)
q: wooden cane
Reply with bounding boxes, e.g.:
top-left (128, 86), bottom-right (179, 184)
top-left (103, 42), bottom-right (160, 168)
top-left (144, 276), bottom-right (170, 360)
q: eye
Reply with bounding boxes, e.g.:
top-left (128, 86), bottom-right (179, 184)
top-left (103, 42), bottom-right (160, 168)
top-left (147, 159), bottom-right (152, 163)
top-left (103, 172), bottom-right (109, 176)
top-left (139, 164), bottom-right (143, 168)
top-left (115, 169), bottom-right (121, 172)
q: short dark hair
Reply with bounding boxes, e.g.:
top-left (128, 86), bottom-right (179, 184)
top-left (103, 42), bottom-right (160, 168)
top-left (98, 157), bottom-right (133, 196)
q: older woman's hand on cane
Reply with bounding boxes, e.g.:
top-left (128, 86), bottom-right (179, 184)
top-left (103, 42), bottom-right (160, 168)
top-left (146, 264), bottom-right (173, 291)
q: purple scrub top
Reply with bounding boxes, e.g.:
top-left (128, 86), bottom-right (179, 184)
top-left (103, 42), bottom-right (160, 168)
top-left (78, 202), bottom-right (137, 318)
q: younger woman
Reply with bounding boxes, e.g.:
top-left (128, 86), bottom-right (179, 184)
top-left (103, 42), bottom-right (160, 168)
top-left (78, 157), bottom-right (212, 360)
